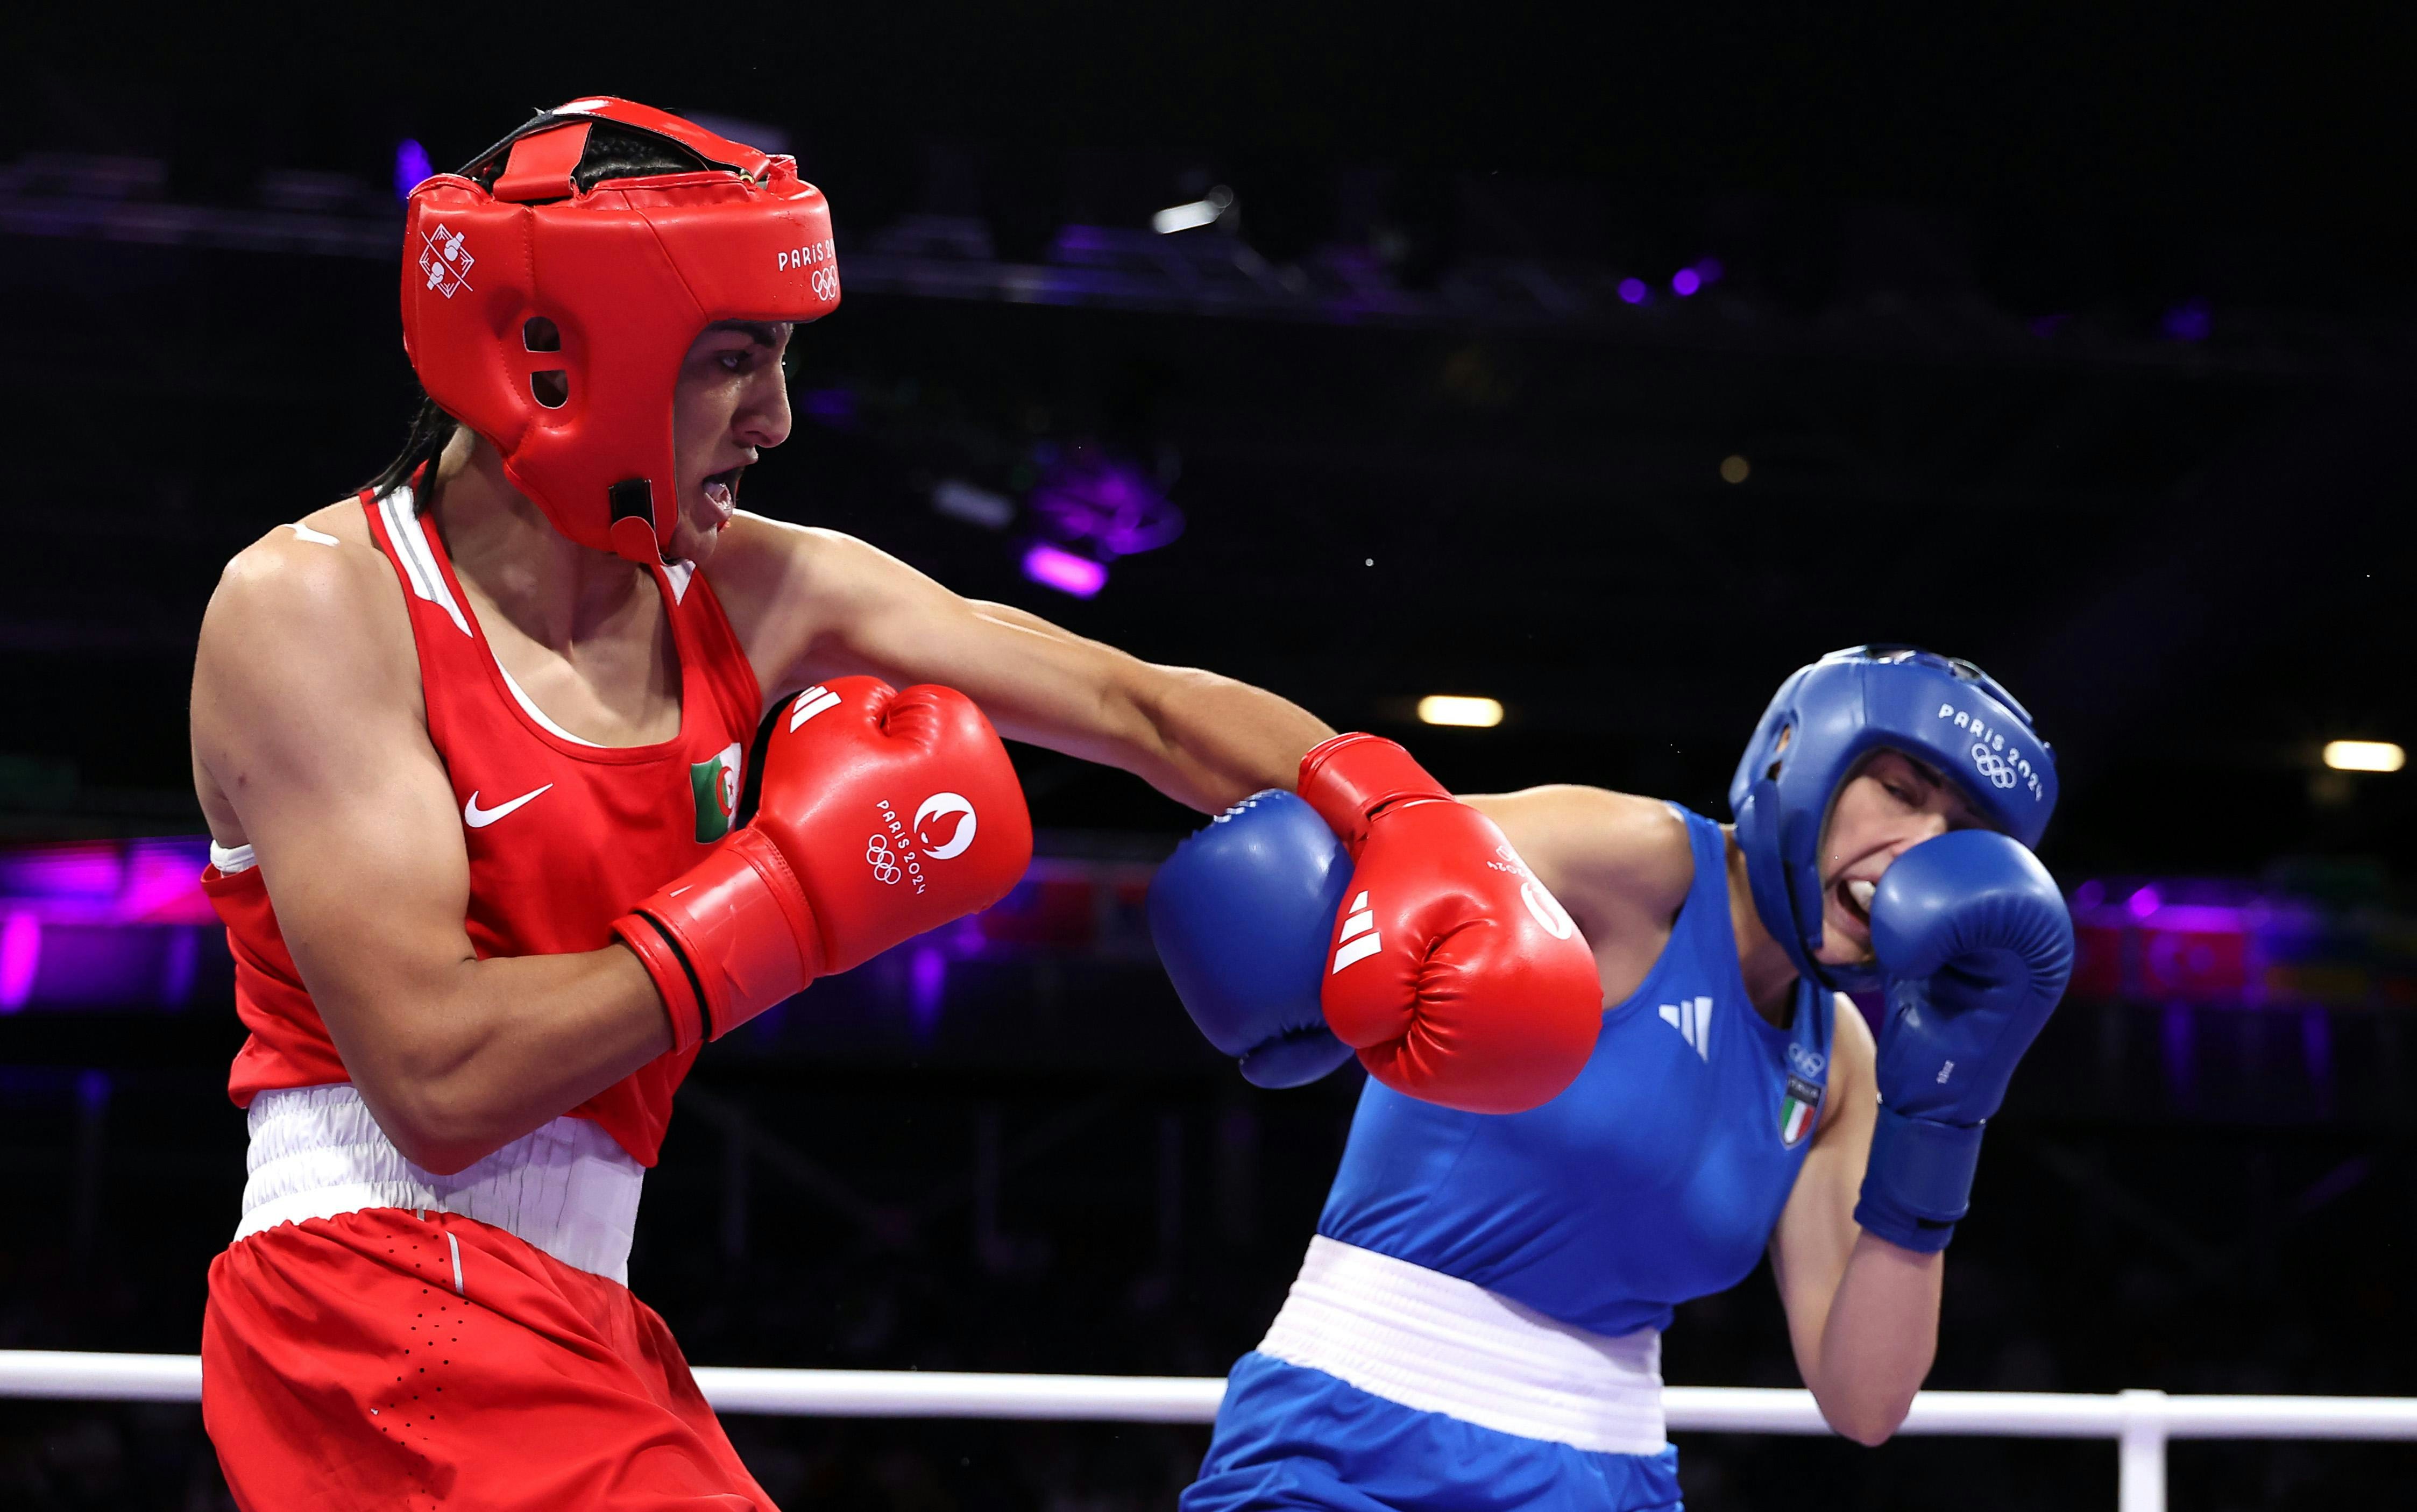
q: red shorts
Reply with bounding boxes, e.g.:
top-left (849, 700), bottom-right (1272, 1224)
top-left (202, 1208), bottom-right (774, 1510)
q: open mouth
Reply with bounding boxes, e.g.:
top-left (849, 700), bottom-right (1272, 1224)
top-left (701, 467), bottom-right (745, 526)
top-left (1836, 877), bottom-right (1876, 928)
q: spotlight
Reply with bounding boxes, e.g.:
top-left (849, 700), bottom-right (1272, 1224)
top-left (1719, 455), bottom-right (1750, 484)
top-left (1417, 695), bottom-right (1504, 728)
top-left (1671, 268), bottom-right (1702, 297)
top-left (933, 479), bottom-right (1014, 529)
top-left (1022, 544), bottom-right (1108, 598)
top-left (2323, 740), bottom-right (2405, 773)
top-left (1617, 278), bottom-right (1648, 305)
top-left (1152, 186), bottom-right (1235, 235)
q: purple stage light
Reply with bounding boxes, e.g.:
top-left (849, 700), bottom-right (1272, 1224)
top-left (1617, 278), bottom-right (1648, 305)
top-left (908, 944), bottom-right (946, 1039)
top-left (1693, 257), bottom-right (1725, 286)
top-left (394, 139), bottom-right (435, 201)
top-left (1027, 451), bottom-right (1185, 558)
top-left (1022, 543), bottom-right (1108, 598)
top-left (798, 388), bottom-right (856, 427)
top-left (0, 912), bottom-right (37, 1012)
top-left (2161, 300), bottom-right (2212, 343)
top-left (1671, 268), bottom-right (1701, 297)
top-left (2127, 885), bottom-right (2161, 919)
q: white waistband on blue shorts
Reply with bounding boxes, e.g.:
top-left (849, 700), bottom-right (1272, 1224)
top-left (234, 1083), bottom-right (644, 1286)
top-left (1256, 1234), bottom-right (1667, 1456)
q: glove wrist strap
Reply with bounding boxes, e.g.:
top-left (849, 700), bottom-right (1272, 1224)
top-left (613, 829), bottom-right (824, 1053)
top-left (1853, 1104), bottom-right (1985, 1254)
top-left (1298, 734), bottom-right (1448, 850)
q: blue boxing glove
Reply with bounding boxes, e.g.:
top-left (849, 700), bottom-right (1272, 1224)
top-left (1148, 790), bottom-right (1357, 1089)
top-left (1855, 830), bottom-right (2075, 1252)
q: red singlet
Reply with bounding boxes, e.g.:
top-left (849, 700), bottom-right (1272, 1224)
top-left (200, 487), bottom-right (776, 1510)
top-left (202, 486), bottom-right (763, 1165)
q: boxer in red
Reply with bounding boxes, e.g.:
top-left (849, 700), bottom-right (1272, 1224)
top-left (187, 100), bottom-right (1601, 1509)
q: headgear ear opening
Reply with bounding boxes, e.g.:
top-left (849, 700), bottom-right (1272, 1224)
top-left (1727, 645), bottom-right (2058, 993)
top-left (398, 96), bottom-right (841, 564)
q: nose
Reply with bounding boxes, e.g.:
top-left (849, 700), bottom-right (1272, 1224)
top-left (1890, 812), bottom-right (1951, 860)
top-left (736, 366), bottom-right (792, 450)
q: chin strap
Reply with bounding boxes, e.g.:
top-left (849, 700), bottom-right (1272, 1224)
top-left (1736, 783), bottom-right (1819, 982)
top-left (1737, 780), bottom-right (1885, 996)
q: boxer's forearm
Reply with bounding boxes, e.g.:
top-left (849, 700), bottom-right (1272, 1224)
top-left (1124, 665), bottom-right (1335, 812)
top-left (339, 946), bottom-right (676, 1175)
top-left (1805, 1232), bottom-right (1943, 1445)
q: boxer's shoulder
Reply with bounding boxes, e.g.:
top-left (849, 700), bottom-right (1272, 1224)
top-left (1566, 787), bottom-right (1696, 925)
top-left (711, 514), bottom-right (888, 600)
top-left (218, 500), bottom-right (386, 591)
top-left (1471, 785), bottom-right (1694, 940)
top-left (705, 515), bottom-right (928, 672)
top-left (202, 499), bottom-right (411, 677)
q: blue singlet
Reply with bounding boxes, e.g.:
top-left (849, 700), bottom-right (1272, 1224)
top-left (1187, 805), bottom-right (1837, 1512)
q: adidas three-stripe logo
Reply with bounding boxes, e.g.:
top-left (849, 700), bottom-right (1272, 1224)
top-left (789, 685), bottom-right (842, 729)
top-left (1331, 891), bottom-right (1381, 973)
top-left (1659, 996), bottom-right (1713, 1060)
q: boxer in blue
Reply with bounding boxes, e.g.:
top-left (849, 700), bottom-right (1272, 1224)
top-left (1149, 646), bottom-right (2076, 1511)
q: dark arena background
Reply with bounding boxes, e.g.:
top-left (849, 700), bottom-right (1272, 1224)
top-left (5, 8), bottom-right (2415, 1509)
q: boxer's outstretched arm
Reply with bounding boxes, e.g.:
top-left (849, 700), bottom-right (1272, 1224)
top-left (712, 518), bottom-right (1331, 812)
top-left (192, 531), bottom-right (672, 1174)
top-left (1767, 1002), bottom-right (1944, 1445)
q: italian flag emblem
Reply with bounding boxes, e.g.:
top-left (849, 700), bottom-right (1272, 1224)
top-left (691, 741), bottom-right (743, 842)
top-left (1780, 1072), bottom-right (1822, 1147)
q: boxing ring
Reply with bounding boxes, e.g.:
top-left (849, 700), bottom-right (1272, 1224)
top-left (7, 1351), bottom-right (2414, 1512)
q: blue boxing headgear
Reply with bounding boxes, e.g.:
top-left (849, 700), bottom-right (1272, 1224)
top-left (1727, 645), bottom-right (2058, 993)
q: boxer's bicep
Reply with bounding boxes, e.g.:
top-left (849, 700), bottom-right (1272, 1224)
top-left (194, 541), bottom-right (477, 1099)
top-left (1769, 1000), bottom-right (1877, 1374)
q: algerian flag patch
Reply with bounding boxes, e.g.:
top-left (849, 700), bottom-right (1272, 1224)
top-left (691, 741), bottom-right (743, 842)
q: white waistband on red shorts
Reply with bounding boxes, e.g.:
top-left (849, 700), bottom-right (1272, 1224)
top-left (1256, 1234), bottom-right (1667, 1456)
top-left (234, 1083), bottom-right (644, 1285)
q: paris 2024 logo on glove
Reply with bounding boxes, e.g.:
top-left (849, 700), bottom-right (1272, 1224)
top-left (866, 792), bottom-right (979, 896)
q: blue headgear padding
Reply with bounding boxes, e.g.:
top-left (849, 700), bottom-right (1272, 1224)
top-left (1727, 645), bottom-right (2057, 994)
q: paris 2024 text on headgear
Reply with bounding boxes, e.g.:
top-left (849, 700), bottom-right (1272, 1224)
top-left (1727, 645), bottom-right (2059, 993)
top-left (399, 96), bottom-right (842, 565)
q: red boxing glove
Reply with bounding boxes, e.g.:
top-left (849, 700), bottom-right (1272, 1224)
top-left (1299, 734), bottom-right (1601, 1114)
top-left (614, 678), bottom-right (1034, 1050)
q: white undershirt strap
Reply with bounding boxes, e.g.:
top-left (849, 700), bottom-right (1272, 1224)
top-left (495, 661), bottom-right (604, 747)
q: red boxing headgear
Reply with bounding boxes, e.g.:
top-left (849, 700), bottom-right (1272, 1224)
top-left (400, 97), bottom-right (840, 564)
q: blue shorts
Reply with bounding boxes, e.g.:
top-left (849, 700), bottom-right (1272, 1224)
top-left (1182, 1352), bottom-right (1683, 1512)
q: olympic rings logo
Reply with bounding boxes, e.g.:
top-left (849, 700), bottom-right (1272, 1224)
top-left (865, 835), bottom-right (902, 885)
top-left (1970, 742), bottom-right (2019, 789)
top-left (811, 267), bottom-right (840, 301)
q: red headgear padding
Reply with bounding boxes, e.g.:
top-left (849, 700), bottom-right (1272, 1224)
top-left (400, 97), bottom-right (840, 563)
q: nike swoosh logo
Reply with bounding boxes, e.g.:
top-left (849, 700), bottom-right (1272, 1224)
top-left (463, 784), bottom-right (553, 828)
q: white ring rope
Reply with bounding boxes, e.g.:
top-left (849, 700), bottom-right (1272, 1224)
top-left (8, 1352), bottom-right (2414, 1512)
top-left (4, 1351), bottom-right (2416, 1438)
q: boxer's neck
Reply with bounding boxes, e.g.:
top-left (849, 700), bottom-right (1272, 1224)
top-left (423, 431), bottom-right (655, 655)
top-left (1727, 833), bottom-right (1801, 1025)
